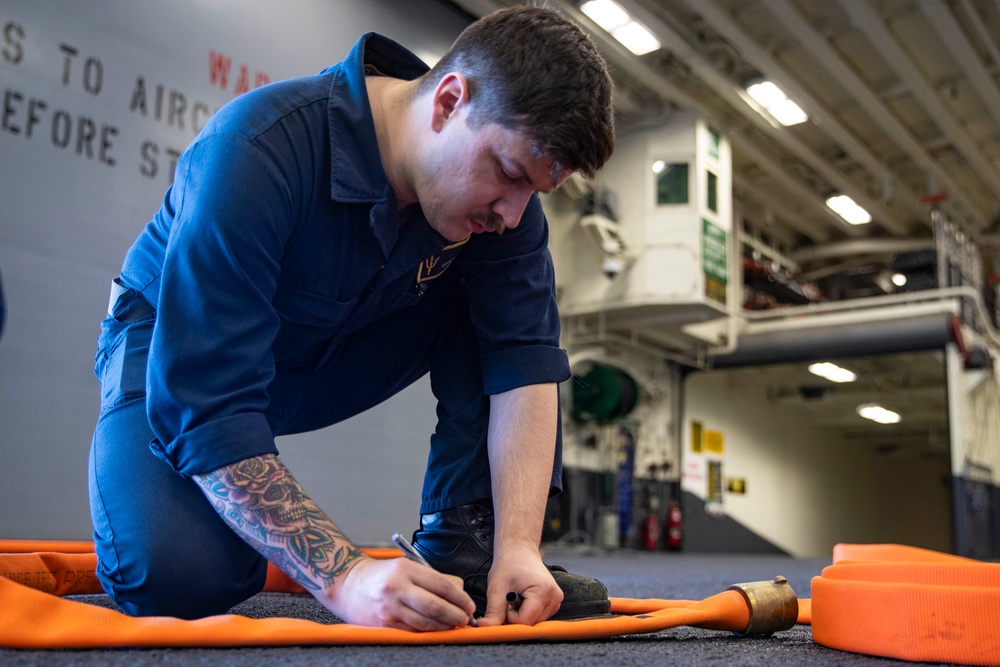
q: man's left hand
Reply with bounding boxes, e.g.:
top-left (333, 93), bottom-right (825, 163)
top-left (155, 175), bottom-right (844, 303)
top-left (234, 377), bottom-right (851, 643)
top-left (477, 540), bottom-right (562, 626)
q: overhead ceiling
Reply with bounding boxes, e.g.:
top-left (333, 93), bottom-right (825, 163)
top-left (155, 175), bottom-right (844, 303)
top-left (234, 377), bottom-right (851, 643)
top-left (447, 0), bottom-right (1000, 281)
top-left (707, 350), bottom-right (950, 454)
top-left (444, 0), bottom-right (979, 448)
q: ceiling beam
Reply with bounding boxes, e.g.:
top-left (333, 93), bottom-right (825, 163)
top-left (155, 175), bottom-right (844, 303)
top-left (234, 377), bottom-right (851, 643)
top-left (919, 0), bottom-right (1000, 167)
top-left (734, 184), bottom-right (831, 246)
top-left (615, 0), bottom-right (907, 237)
top-left (728, 132), bottom-right (849, 241)
top-left (761, 0), bottom-right (990, 229)
top-left (552, 0), bottom-right (841, 242)
top-left (547, 0), bottom-right (706, 113)
top-left (956, 0), bottom-right (1000, 88)
top-left (834, 0), bottom-right (1000, 211)
top-left (674, 0), bottom-right (930, 229)
top-left (838, 0), bottom-right (1000, 219)
top-left (450, 0), bottom-right (880, 244)
top-left (790, 238), bottom-right (935, 264)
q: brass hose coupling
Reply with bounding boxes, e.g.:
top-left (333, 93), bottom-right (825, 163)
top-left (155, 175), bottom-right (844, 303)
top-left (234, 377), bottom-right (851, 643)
top-left (727, 575), bottom-right (799, 637)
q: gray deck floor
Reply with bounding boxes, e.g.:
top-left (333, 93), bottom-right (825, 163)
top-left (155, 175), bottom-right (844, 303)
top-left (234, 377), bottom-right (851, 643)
top-left (1, 548), bottom-right (961, 666)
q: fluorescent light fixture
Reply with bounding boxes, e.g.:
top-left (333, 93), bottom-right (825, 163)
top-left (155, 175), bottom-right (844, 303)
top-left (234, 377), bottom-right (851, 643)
top-left (746, 81), bottom-right (785, 107)
top-left (745, 80), bottom-right (808, 126)
top-left (580, 0), bottom-right (662, 55)
top-left (826, 194), bottom-right (872, 225)
top-left (892, 273), bottom-right (907, 287)
top-left (580, 0), bottom-right (629, 28)
top-left (808, 362), bottom-right (857, 384)
top-left (612, 21), bottom-right (661, 55)
top-left (770, 99), bottom-right (809, 126)
top-left (856, 403), bottom-right (901, 424)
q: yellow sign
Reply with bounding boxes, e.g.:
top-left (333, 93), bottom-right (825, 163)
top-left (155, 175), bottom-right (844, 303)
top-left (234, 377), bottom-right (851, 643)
top-left (690, 421), bottom-right (703, 453)
top-left (703, 430), bottom-right (724, 455)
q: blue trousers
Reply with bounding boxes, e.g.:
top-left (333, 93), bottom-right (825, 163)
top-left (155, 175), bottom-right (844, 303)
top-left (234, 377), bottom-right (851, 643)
top-left (88, 278), bottom-right (562, 618)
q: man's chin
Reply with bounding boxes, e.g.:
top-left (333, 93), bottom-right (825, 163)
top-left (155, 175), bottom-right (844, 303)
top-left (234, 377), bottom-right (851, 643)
top-left (444, 224), bottom-right (474, 243)
top-left (424, 216), bottom-right (471, 243)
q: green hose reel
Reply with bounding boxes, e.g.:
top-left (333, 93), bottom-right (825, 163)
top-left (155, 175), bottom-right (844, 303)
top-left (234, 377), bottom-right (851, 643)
top-left (571, 363), bottom-right (639, 422)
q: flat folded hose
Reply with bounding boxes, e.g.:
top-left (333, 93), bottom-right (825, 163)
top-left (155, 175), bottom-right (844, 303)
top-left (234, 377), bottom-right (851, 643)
top-left (0, 539), bottom-right (997, 665)
top-left (810, 544), bottom-right (1000, 666)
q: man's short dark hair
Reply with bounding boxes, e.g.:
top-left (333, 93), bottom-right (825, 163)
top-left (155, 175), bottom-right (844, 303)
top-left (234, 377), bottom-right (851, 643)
top-left (418, 5), bottom-right (615, 178)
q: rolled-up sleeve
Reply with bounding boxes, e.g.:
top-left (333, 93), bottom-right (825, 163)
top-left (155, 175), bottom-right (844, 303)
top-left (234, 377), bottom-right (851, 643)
top-left (456, 195), bottom-right (571, 395)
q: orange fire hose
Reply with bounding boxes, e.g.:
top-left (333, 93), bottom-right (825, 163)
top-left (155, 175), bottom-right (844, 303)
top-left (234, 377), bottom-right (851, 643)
top-left (0, 539), bottom-right (997, 665)
top-left (812, 544), bottom-right (1000, 666)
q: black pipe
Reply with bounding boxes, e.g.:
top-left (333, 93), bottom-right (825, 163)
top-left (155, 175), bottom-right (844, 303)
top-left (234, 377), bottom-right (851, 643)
top-left (710, 312), bottom-right (954, 368)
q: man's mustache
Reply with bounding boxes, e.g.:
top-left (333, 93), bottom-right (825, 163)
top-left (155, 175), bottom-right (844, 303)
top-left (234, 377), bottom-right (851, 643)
top-left (470, 211), bottom-right (506, 235)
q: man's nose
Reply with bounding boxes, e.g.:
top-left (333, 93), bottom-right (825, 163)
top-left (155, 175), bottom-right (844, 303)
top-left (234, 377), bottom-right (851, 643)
top-left (494, 186), bottom-right (534, 229)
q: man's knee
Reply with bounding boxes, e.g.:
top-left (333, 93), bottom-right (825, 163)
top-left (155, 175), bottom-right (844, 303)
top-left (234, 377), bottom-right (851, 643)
top-left (100, 532), bottom-right (267, 619)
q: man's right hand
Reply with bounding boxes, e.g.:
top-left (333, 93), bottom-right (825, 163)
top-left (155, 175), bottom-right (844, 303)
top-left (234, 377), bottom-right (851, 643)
top-left (193, 454), bottom-right (475, 631)
top-left (328, 556), bottom-right (477, 631)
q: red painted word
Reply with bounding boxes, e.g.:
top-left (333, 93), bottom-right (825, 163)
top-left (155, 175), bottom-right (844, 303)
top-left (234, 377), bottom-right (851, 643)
top-left (209, 50), bottom-right (270, 96)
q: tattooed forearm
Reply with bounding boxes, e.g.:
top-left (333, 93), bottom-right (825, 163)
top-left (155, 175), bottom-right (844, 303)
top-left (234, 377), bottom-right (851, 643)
top-left (194, 454), bottom-right (365, 591)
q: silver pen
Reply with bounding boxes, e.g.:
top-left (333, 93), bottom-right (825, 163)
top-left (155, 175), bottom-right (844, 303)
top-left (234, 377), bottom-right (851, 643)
top-left (391, 533), bottom-right (478, 627)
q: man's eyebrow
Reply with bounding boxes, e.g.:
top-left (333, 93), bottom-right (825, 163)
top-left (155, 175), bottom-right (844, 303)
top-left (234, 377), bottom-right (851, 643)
top-left (508, 156), bottom-right (556, 194)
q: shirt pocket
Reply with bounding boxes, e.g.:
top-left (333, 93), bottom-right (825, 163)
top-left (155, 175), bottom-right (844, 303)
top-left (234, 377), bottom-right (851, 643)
top-left (272, 283), bottom-right (357, 365)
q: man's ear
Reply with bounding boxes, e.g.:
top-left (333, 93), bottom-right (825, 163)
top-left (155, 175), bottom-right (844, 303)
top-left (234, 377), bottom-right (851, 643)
top-left (429, 72), bottom-right (468, 133)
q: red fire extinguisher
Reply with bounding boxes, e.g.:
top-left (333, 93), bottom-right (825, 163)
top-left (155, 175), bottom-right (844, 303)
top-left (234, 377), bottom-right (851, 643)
top-left (666, 500), bottom-right (683, 551)
top-left (642, 495), bottom-right (660, 551)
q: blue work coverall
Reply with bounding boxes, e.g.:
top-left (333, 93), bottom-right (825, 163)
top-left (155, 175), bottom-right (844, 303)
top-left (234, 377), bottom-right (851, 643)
top-left (88, 33), bottom-right (570, 618)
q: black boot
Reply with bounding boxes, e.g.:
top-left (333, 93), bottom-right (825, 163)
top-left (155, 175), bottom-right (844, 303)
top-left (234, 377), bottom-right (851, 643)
top-left (411, 499), bottom-right (611, 620)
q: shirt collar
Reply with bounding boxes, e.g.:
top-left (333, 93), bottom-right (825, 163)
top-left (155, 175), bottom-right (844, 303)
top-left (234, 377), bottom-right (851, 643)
top-left (325, 33), bottom-right (429, 204)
